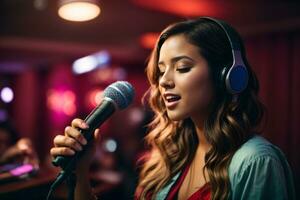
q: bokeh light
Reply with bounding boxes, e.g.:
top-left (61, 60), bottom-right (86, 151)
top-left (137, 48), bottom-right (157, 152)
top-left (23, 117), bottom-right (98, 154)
top-left (86, 88), bottom-right (103, 109)
top-left (0, 87), bottom-right (14, 103)
top-left (104, 139), bottom-right (117, 152)
top-left (47, 89), bottom-right (76, 116)
top-left (72, 51), bottom-right (110, 74)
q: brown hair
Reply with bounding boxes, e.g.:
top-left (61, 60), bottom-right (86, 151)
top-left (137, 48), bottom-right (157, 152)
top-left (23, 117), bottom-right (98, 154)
top-left (137, 18), bottom-right (265, 200)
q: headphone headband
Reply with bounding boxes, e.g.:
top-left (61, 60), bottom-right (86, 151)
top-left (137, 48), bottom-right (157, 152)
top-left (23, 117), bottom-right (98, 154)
top-left (201, 17), bottom-right (241, 51)
top-left (200, 17), bottom-right (249, 95)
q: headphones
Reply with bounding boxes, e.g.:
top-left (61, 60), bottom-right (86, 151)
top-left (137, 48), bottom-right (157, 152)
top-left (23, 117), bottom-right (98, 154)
top-left (201, 17), bottom-right (249, 95)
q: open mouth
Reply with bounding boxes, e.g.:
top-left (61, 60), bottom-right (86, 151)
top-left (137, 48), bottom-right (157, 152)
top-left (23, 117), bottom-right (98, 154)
top-left (164, 94), bottom-right (181, 108)
top-left (165, 95), bottom-right (181, 102)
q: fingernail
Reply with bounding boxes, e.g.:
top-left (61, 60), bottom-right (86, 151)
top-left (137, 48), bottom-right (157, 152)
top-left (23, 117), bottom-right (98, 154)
top-left (81, 122), bottom-right (89, 129)
top-left (81, 138), bottom-right (87, 145)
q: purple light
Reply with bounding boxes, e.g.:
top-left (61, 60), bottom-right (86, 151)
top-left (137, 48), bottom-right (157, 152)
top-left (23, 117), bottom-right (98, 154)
top-left (0, 87), bottom-right (14, 103)
top-left (0, 109), bottom-right (8, 121)
top-left (10, 164), bottom-right (34, 176)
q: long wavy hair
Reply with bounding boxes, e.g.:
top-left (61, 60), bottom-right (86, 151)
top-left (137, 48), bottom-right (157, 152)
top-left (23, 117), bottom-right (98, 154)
top-left (137, 18), bottom-right (265, 200)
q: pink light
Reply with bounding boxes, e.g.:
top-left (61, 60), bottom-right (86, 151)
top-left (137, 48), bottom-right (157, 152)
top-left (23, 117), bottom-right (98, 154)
top-left (63, 91), bottom-right (76, 115)
top-left (10, 164), bottom-right (34, 176)
top-left (47, 89), bottom-right (76, 116)
top-left (63, 103), bottom-right (76, 116)
top-left (86, 89), bottom-right (103, 109)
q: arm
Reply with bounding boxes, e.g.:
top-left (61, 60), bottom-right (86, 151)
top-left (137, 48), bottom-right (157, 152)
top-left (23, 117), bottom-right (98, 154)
top-left (50, 118), bottom-right (101, 200)
top-left (75, 170), bottom-right (97, 200)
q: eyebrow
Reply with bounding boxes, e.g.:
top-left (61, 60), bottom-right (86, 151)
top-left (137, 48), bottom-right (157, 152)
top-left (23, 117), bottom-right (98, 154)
top-left (158, 55), bottom-right (195, 66)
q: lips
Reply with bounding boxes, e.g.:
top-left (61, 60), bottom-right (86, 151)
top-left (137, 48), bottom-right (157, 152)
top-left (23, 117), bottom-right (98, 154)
top-left (163, 93), bottom-right (181, 108)
top-left (165, 95), bottom-right (181, 102)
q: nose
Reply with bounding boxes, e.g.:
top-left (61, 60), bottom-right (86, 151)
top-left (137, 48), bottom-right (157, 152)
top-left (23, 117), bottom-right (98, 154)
top-left (159, 70), bottom-right (174, 89)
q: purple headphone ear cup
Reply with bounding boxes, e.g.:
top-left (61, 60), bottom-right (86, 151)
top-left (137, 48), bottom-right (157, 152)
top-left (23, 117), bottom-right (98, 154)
top-left (226, 65), bottom-right (248, 94)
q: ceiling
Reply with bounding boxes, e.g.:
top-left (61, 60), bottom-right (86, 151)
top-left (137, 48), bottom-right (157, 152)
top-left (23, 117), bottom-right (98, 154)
top-left (1, 0), bottom-right (300, 72)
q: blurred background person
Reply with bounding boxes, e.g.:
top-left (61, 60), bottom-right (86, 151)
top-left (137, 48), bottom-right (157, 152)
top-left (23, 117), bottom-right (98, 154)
top-left (0, 120), bottom-right (39, 169)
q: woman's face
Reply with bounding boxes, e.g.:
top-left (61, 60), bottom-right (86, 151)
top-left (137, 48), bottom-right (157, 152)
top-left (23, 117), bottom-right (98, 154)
top-left (158, 34), bottom-right (214, 121)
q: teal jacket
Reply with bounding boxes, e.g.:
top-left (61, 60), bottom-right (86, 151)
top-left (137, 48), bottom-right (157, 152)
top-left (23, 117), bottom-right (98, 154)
top-left (156, 135), bottom-right (296, 200)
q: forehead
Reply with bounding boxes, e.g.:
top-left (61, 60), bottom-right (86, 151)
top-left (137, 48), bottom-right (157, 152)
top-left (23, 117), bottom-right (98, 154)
top-left (159, 34), bottom-right (202, 62)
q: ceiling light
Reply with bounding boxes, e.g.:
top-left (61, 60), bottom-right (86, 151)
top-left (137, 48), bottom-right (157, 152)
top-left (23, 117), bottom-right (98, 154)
top-left (58, 0), bottom-right (101, 22)
top-left (72, 51), bottom-right (110, 74)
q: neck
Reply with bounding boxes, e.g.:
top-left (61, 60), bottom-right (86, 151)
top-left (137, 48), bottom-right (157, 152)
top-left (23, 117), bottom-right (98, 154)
top-left (192, 118), bottom-right (211, 154)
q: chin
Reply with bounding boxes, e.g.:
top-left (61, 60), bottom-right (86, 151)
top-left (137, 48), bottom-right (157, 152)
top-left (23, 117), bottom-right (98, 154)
top-left (167, 110), bottom-right (188, 121)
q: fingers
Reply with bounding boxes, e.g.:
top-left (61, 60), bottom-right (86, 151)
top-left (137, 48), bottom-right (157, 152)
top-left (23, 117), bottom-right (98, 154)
top-left (68, 118), bottom-right (89, 145)
top-left (50, 146), bottom-right (75, 157)
top-left (94, 129), bottom-right (101, 141)
top-left (64, 126), bottom-right (87, 146)
top-left (18, 138), bottom-right (32, 146)
top-left (71, 118), bottom-right (89, 130)
top-left (51, 130), bottom-right (84, 157)
top-left (53, 135), bottom-right (83, 151)
top-left (50, 118), bottom-right (101, 159)
top-left (17, 139), bottom-right (33, 154)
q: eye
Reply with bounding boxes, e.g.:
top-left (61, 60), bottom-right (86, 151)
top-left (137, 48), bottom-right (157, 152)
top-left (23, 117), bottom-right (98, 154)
top-left (177, 67), bottom-right (191, 73)
top-left (158, 70), bottom-right (165, 76)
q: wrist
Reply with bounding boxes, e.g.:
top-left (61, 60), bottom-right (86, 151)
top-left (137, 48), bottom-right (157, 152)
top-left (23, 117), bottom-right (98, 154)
top-left (74, 175), bottom-right (97, 200)
top-left (75, 164), bottom-right (90, 175)
top-left (75, 169), bottom-right (89, 182)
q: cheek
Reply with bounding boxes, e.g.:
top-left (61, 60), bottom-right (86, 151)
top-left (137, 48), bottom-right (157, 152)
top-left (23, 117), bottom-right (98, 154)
top-left (195, 84), bottom-right (213, 108)
top-left (181, 73), bottom-right (213, 110)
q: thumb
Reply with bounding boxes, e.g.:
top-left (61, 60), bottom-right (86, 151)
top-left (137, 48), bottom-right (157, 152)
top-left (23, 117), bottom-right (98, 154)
top-left (94, 129), bottom-right (101, 142)
top-left (87, 129), bottom-right (100, 153)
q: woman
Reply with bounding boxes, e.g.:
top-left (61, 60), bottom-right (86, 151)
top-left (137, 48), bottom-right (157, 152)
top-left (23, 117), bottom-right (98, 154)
top-left (50, 17), bottom-right (295, 200)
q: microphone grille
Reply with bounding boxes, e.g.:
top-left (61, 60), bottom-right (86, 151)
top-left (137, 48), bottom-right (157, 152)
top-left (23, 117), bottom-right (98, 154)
top-left (103, 81), bottom-right (135, 109)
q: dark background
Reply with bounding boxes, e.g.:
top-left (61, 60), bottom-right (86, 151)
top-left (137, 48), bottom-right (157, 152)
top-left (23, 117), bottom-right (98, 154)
top-left (0, 0), bottom-right (299, 199)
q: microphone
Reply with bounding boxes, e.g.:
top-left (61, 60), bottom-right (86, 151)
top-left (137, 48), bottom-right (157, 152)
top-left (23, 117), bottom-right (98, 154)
top-left (47, 81), bottom-right (135, 200)
top-left (52, 81), bottom-right (135, 169)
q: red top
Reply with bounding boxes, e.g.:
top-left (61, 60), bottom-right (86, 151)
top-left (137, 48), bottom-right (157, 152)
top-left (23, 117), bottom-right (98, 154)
top-left (166, 163), bottom-right (211, 200)
top-left (135, 163), bottom-right (211, 200)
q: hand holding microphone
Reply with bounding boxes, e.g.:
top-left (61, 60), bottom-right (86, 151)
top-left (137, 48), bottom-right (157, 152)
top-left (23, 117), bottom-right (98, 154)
top-left (47, 81), bottom-right (135, 200)
top-left (50, 118), bottom-right (100, 173)
top-left (51, 81), bottom-right (134, 170)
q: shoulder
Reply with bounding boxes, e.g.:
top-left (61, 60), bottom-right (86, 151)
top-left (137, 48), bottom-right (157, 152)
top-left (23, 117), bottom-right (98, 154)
top-left (228, 135), bottom-right (296, 200)
top-left (229, 135), bottom-right (285, 176)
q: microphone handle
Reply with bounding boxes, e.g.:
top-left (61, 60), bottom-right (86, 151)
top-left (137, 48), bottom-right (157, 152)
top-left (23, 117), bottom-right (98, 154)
top-left (52, 100), bottom-right (116, 169)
